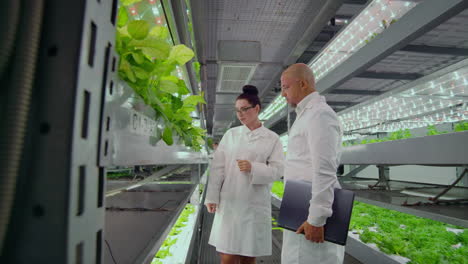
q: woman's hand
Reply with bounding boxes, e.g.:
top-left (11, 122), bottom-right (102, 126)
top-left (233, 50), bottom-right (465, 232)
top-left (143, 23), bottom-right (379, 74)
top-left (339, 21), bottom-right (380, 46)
top-left (237, 160), bottom-right (252, 172)
top-left (206, 203), bottom-right (217, 213)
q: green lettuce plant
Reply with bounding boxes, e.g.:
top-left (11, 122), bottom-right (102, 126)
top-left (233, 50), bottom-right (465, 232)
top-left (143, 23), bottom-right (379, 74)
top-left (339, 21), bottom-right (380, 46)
top-left (270, 183), bottom-right (467, 263)
top-left (116, 4), bottom-right (206, 151)
top-left (351, 201), bottom-right (467, 264)
top-left (107, 170), bottom-right (132, 179)
top-left (454, 121), bottom-right (468, 132)
top-left (153, 204), bottom-right (196, 262)
top-left (426, 125), bottom-right (448, 136)
top-left (271, 181), bottom-right (284, 198)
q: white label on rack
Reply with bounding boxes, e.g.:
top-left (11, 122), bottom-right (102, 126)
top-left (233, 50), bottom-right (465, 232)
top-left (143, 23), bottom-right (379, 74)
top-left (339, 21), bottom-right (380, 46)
top-left (129, 110), bottom-right (158, 137)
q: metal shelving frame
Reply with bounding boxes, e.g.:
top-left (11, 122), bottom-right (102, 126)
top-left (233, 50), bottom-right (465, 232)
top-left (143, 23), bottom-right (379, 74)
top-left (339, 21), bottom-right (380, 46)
top-left (339, 131), bottom-right (468, 228)
top-left (104, 182), bottom-right (197, 264)
top-left (2, 0), bottom-right (207, 263)
top-left (341, 131), bottom-right (468, 166)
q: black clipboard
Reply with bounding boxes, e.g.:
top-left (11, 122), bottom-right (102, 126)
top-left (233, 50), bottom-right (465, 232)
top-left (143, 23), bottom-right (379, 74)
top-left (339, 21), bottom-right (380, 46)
top-left (277, 179), bottom-right (355, 246)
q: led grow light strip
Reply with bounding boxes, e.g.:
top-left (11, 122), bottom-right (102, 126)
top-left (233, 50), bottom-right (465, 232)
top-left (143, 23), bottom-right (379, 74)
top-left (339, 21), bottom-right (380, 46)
top-left (279, 133), bottom-right (289, 152)
top-left (259, 0), bottom-right (418, 122)
top-left (309, 0), bottom-right (417, 80)
top-left (259, 96), bottom-right (287, 121)
top-left (339, 65), bottom-right (468, 133)
top-left (349, 106), bottom-right (467, 134)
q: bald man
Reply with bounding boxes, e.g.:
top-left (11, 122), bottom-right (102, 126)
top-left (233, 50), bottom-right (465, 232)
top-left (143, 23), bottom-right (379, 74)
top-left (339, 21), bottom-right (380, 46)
top-left (280, 63), bottom-right (344, 264)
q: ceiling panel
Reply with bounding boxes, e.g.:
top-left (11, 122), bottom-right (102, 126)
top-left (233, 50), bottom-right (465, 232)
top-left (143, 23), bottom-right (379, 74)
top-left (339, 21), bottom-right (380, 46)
top-left (412, 9), bottom-right (468, 48)
top-left (337, 78), bottom-right (396, 91)
top-left (324, 94), bottom-right (362, 102)
top-left (202, 0), bottom-right (334, 134)
top-left (248, 80), bottom-right (271, 93)
top-left (215, 94), bottom-right (238, 105)
top-left (368, 51), bottom-right (466, 75)
top-left (335, 2), bottom-right (368, 16)
top-left (208, 0), bottom-right (316, 62)
top-left (251, 63), bottom-right (283, 81)
top-left (214, 106), bottom-right (235, 121)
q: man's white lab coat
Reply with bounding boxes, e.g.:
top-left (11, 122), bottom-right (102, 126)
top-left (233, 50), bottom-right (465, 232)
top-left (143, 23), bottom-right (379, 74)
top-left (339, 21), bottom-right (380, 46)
top-left (205, 125), bottom-right (284, 256)
top-left (281, 92), bottom-right (345, 264)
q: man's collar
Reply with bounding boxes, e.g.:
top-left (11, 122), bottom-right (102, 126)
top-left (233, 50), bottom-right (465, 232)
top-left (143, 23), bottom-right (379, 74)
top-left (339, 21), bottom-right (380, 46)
top-left (296, 92), bottom-right (320, 114)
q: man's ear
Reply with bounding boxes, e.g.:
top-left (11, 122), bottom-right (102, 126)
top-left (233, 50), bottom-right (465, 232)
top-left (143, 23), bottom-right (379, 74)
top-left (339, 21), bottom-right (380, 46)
top-left (299, 79), bottom-right (307, 91)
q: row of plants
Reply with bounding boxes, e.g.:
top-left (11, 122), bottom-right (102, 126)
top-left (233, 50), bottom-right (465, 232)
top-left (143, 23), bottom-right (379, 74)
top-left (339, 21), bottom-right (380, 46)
top-left (107, 170), bottom-right (133, 179)
top-left (117, 0), bottom-right (206, 151)
top-left (152, 204), bottom-right (196, 264)
top-left (343, 121), bottom-right (468, 147)
top-left (351, 201), bottom-right (467, 264)
top-left (269, 182), bottom-right (467, 264)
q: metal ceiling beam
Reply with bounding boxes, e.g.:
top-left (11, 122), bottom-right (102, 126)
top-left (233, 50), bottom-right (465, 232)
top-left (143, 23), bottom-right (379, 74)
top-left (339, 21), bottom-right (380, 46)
top-left (259, 0), bottom-right (344, 103)
top-left (330, 89), bottom-right (383, 95)
top-left (401, 44), bottom-right (468, 56)
top-left (316, 0), bottom-right (468, 95)
top-left (322, 25), bottom-right (343, 33)
top-left (338, 58), bottom-right (468, 116)
top-left (357, 71), bottom-right (423, 80)
top-left (303, 51), bottom-right (319, 56)
top-left (190, 0), bottom-right (213, 133)
top-left (334, 14), bottom-right (354, 20)
top-left (343, 0), bottom-right (368, 5)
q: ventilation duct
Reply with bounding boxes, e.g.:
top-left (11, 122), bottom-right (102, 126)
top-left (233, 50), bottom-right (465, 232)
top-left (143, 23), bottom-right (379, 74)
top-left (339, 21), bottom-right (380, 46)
top-left (216, 40), bottom-right (260, 93)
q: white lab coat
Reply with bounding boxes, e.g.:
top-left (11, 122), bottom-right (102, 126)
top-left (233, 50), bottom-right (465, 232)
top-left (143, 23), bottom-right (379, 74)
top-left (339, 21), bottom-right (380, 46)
top-left (205, 125), bottom-right (284, 256)
top-left (281, 92), bottom-right (345, 264)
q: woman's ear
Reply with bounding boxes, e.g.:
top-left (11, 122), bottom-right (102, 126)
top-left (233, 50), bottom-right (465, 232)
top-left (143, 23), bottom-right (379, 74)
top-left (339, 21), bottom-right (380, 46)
top-left (255, 104), bottom-right (260, 114)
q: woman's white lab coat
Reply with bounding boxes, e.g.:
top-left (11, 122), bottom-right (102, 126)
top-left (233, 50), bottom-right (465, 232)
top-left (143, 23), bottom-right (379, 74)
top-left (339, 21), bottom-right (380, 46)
top-left (205, 125), bottom-right (284, 256)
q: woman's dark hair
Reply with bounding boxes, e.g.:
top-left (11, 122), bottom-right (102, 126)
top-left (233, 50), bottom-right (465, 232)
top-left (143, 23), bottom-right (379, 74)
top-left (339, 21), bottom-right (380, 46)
top-left (236, 85), bottom-right (261, 109)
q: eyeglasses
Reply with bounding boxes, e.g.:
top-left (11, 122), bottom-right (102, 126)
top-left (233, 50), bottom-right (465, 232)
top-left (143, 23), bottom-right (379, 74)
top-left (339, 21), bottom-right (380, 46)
top-left (235, 106), bottom-right (254, 114)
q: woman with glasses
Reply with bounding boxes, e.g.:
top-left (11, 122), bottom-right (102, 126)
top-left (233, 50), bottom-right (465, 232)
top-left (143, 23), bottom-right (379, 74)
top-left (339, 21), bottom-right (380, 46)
top-left (205, 85), bottom-right (284, 264)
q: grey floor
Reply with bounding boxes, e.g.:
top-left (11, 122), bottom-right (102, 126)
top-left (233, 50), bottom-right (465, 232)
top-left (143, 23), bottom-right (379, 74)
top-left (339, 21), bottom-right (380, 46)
top-left (198, 206), bottom-right (362, 264)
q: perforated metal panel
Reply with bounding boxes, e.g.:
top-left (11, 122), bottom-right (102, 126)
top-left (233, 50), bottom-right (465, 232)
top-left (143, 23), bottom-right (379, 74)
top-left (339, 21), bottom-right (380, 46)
top-left (205, 0), bottom-right (315, 61)
top-left (216, 63), bottom-right (258, 93)
top-left (412, 9), bottom-right (468, 48)
top-left (368, 51), bottom-right (466, 75)
top-left (200, 0), bottom-right (334, 135)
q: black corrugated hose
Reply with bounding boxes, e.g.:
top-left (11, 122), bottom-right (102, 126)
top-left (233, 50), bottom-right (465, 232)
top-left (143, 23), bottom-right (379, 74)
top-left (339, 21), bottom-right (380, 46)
top-left (0, 0), bottom-right (44, 254)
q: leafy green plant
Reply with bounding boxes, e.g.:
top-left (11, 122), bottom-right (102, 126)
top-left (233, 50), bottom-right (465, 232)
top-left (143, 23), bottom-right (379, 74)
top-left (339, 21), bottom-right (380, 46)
top-left (270, 182), bottom-right (468, 263)
top-left (271, 216), bottom-right (283, 231)
top-left (206, 137), bottom-right (214, 150)
top-left (271, 181), bottom-right (284, 198)
top-left (154, 204), bottom-right (196, 262)
top-left (107, 170), bottom-right (133, 179)
top-left (116, 3), bottom-right (206, 151)
top-left (351, 201), bottom-right (467, 264)
top-left (193, 61), bottom-right (201, 83)
top-left (426, 125), bottom-right (448, 136)
top-left (454, 121), bottom-right (468, 132)
top-left (387, 129), bottom-right (412, 141)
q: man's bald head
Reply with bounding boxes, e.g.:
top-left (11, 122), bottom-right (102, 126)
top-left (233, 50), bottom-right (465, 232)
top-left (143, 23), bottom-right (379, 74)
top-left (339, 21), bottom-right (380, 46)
top-left (282, 63), bottom-right (316, 91)
top-left (280, 63), bottom-right (316, 107)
